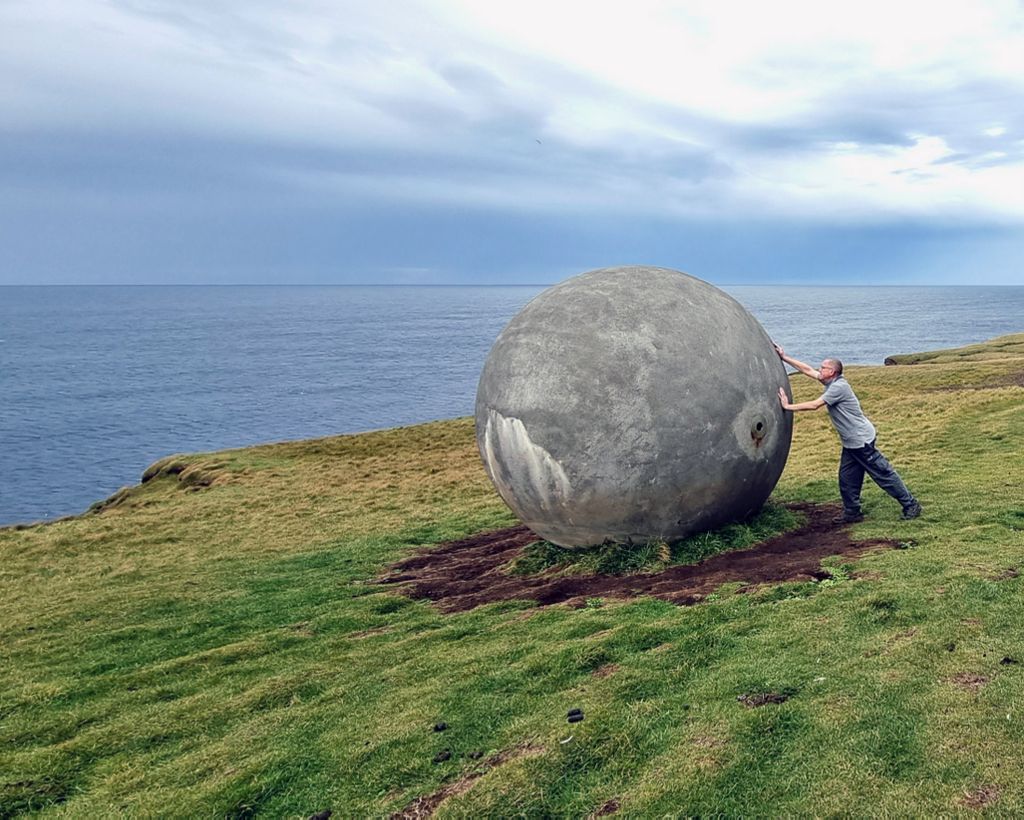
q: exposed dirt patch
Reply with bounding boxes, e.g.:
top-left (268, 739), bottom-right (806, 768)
top-left (882, 628), bottom-right (918, 655)
top-left (960, 784), bottom-right (1001, 809)
top-left (992, 567), bottom-right (1020, 581)
top-left (924, 370), bottom-right (1024, 392)
top-left (378, 503), bottom-right (899, 613)
top-left (592, 663), bottom-right (620, 679)
top-left (690, 733), bottom-right (729, 771)
top-left (948, 673), bottom-right (989, 692)
top-left (589, 798), bottom-right (621, 817)
top-left (391, 743), bottom-right (544, 819)
top-left (737, 692), bottom-right (791, 708)
top-left (985, 371), bottom-right (1024, 389)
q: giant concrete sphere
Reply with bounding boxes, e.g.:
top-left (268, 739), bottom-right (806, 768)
top-left (475, 266), bottom-right (793, 548)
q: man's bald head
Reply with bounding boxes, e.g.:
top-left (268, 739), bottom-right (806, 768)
top-left (823, 358), bottom-right (843, 376)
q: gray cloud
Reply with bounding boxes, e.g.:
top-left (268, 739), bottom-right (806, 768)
top-left (3, 1), bottom-right (1024, 282)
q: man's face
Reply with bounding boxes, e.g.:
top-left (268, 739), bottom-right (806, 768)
top-left (819, 361), bottom-right (837, 380)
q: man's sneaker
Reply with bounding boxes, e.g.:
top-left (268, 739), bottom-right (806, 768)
top-left (902, 501), bottom-right (923, 520)
top-left (834, 511), bottom-right (864, 525)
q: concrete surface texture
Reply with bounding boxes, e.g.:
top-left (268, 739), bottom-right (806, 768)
top-left (475, 266), bottom-right (793, 548)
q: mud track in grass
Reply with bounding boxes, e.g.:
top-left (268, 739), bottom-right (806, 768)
top-left (378, 503), bottom-right (900, 612)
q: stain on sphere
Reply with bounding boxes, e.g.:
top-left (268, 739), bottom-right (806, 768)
top-left (474, 266), bottom-right (793, 548)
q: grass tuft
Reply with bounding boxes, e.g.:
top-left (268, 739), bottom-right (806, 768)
top-left (511, 502), bottom-right (801, 577)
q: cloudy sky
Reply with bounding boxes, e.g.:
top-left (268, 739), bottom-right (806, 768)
top-left (3, 0), bottom-right (1024, 284)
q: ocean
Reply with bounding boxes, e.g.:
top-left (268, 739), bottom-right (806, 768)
top-left (1, 284), bottom-right (1022, 526)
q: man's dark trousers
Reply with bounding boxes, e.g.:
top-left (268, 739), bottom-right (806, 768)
top-left (839, 439), bottom-right (914, 516)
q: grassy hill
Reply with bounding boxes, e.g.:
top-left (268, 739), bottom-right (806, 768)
top-left (2, 333), bottom-right (1023, 817)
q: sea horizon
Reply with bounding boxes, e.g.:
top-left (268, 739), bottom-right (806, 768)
top-left (3, 282), bottom-right (1022, 288)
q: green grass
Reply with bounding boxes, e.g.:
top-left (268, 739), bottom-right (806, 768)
top-left (512, 502), bottom-right (802, 576)
top-left (2, 334), bottom-right (1024, 816)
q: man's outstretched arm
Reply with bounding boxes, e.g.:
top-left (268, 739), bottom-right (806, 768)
top-left (773, 342), bottom-right (821, 381)
top-left (778, 387), bottom-right (825, 412)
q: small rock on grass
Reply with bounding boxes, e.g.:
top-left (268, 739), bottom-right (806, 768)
top-left (433, 722), bottom-right (448, 732)
top-left (308, 811), bottom-right (332, 820)
top-left (432, 749), bottom-right (452, 764)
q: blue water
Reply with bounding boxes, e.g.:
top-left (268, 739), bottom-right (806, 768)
top-left (1, 285), bottom-right (1022, 526)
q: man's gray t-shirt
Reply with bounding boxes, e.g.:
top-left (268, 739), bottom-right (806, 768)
top-left (821, 377), bottom-right (876, 448)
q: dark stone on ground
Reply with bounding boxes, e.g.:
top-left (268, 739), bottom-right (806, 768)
top-left (432, 750), bottom-right (451, 764)
top-left (433, 722), bottom-right (447, 732)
